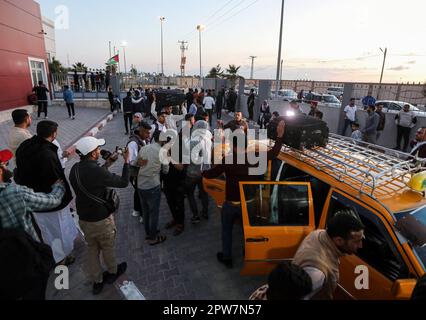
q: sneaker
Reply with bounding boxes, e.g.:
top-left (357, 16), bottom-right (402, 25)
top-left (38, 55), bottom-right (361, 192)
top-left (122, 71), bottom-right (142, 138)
top-left (191, 216), bottom-right (201, 224)
top-left (173, 225), bottom-right (184, 237)
top-left (72, 116), bottom-right (75, 120)
top-left (217, 252), bottom-right (233, 269)
top-left (92, 282), bottom-right (104, 295)
top-left (103, 262), bottom-right (128, 284)
top-left (131, 210), bottom-right (140, 217)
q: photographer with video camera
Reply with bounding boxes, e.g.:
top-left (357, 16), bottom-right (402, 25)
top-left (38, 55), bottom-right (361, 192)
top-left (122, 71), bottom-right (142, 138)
top-left (69, 137), bottom-right (130, 295)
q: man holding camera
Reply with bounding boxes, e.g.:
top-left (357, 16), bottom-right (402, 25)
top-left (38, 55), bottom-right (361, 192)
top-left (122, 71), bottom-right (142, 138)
top-left (69, 137), bottom-right (130, 295)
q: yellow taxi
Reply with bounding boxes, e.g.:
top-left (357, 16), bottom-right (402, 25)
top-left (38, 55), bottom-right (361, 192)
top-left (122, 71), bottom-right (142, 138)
top-left (204, 134), bottom-right (426, 300)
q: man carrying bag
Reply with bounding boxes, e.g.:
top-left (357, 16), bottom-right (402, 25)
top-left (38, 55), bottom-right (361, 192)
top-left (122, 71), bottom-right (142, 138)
top-left (69, 137), bottom-right (130, 295)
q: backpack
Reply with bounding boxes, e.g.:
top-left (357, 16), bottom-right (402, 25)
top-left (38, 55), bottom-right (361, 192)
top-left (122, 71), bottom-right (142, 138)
top-left (0, 228), bottom-right (55, 299)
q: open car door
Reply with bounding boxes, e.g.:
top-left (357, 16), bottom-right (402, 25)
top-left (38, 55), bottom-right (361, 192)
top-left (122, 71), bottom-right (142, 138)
top-left (239, 181), bottom-right (316, 276)
top-left (203, 175), bottom-right (226, 208)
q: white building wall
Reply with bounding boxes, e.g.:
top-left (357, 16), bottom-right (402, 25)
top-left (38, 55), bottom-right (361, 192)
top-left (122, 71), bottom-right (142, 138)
top-left (42, 17), bottom-right (56, 62)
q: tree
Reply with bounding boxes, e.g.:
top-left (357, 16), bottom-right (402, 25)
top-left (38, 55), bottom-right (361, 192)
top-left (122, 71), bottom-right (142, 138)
top-left (207, 64), bottom-right (223, 78)
top-left (130, 66), bottom-right (138, 77)
top-left (48, 57), bottom-right (66, 74)
top-left (72, 62), bottom-right (87, 72)
top-left (225, 64), bottom-right (243, 87)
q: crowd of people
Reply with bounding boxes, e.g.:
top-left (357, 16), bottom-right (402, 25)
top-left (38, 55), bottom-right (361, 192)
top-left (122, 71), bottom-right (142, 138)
top-left (1, 85), bottom-right (426, 301)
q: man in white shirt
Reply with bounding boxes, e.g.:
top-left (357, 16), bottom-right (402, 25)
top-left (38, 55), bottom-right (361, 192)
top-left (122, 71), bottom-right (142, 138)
top-left (8, 109), bottom-right (33, 158)
top-left (150, 111), bottom-right (168, 142)
top-left (137, 130), bottom-right (169, 246)
top-left (151, 96), bottom-right (187, 132)
top-left (203, 90), bottom-right (215, 127)
top-left (341, 98), bottom-right (357, 136)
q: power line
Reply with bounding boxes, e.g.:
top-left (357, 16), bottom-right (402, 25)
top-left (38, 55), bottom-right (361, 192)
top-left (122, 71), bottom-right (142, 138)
top-left (205, 0), bottom-right (260, 32)
top-left (205, 0), bottom-right (248, 28)
top-left (204, 0), bottom-right (236, 24)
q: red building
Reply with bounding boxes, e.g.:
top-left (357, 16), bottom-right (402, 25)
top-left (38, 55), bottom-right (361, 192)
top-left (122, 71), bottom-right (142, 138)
top-left (0, 0), bottom-right (49, 111)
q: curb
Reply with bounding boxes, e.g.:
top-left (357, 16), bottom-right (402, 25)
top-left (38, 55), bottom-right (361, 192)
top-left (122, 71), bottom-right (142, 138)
top-left (64, 112), bottom-right (116, 157)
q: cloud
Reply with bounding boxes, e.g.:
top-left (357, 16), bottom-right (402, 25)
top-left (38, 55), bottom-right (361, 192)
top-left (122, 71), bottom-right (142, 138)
top-left (388, 65), bottom-right (410, 71)
top-left (407, 60), bottom-right (416, 65)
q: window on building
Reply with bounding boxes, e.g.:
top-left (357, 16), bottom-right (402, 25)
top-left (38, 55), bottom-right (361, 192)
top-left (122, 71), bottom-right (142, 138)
top-left (30, 60), bottom-right (46, 86)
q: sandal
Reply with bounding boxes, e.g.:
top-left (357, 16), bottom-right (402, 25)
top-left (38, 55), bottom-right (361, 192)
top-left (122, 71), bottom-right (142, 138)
top-left (149, 235), bottom-right (167, 246)
top-left (173, 225), bottom-right (184, 237)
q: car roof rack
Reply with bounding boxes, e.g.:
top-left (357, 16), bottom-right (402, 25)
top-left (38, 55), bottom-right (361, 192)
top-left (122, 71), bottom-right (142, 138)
top-left (280, 134), bottom-right (426, 199)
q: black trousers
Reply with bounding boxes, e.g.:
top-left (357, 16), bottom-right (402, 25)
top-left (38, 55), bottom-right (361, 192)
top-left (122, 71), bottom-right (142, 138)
top-left (130, 177), bottom-right (142, 214)
top-left (206, 109), bottom-right (213, 127)
top-left (248, 104), bottom-right (254, 120)
top-left (66, 103), bottom-right (75, 117)
top-left (185, 176), bottom-right (209, 217)
top-left (124, 113), bottom-right (133, 134)
top-left (164, 180), bottom-right (185, 226)
top-left (37, 101), bottom-right (48, 117)
top-left (396, 125), bottom-right (412, 152)
top-left (216, 106), bottom-right (223, 120)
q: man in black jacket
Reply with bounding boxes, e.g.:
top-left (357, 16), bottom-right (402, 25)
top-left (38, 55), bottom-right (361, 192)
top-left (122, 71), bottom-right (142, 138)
top-left (123, 91), bottom-right (134, 135)
top-left (32, 81), bottom-right (49, 119)
top-left (69, 136), bottom-right (130, 295)
top-left (15, 120), bottom-right (77, 265)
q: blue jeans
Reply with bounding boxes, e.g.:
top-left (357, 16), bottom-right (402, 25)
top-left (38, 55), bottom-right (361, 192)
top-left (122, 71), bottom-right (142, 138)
top-left (221, 202), bottom-right (242, 260)
top-left (138, 186), bottom-right (162, 240)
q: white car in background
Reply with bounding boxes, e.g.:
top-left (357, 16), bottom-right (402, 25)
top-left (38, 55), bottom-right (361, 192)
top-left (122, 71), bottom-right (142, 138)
top-left (376, 100), bottom-right (423, 115)
top-left (280, 89), bottom-right (298, 101)
top-left (321, 94), bottom-right (342, 108)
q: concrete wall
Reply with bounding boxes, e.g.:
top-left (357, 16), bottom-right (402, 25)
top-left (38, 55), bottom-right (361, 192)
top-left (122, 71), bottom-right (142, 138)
top-left (42, 16), bottom-right (56, 62)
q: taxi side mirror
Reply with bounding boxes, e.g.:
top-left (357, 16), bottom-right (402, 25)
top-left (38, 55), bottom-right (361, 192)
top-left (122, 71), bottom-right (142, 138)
top-left (391, 279), bottom-right (417, 300)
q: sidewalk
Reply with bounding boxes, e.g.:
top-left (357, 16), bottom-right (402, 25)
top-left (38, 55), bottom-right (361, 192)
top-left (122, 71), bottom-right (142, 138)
top-left (0, 105), bottom-right (109, 151)
top-left (45, 110), bottom-right (265, 300)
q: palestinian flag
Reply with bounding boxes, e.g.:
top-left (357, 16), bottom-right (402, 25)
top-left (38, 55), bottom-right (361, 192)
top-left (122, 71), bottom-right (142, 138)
top-left (106, 54), bottom-right (119, 65)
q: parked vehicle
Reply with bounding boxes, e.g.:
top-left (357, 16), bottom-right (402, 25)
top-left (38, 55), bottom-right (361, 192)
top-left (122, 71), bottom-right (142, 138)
top-left (327, 86), bottom-right (344, 98)
top-left (376, 100), bottom-right (422, 114)
top-left (304, 92), bottom-right (341, 108)
top-left (204, 134), bottom-right (426, 300)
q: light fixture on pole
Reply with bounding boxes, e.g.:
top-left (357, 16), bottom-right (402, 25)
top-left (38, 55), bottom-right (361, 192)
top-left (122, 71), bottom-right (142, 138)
top-left (378, 47), bottom-right (388, 100)
top-left (249, 56), bottom-right (257, 80)
top-left (121, 41), bottom-right (128, 89)
top-left (160, 16), bottom-right (166, 77)
top-left (197, 24), bottom-right (205, 79)
top-left (275, 0), bottom-right (285, 99)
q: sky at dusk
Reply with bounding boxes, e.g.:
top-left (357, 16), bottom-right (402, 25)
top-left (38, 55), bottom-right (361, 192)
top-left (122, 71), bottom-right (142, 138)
top-left (36, 0), bottom-right (426, 83)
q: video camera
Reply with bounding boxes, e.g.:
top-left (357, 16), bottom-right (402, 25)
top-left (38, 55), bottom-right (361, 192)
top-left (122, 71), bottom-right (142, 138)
top-left (100, 146), bottom-right (126, 162)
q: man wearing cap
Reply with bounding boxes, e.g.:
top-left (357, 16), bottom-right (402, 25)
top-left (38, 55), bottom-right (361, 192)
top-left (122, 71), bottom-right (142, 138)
top-left (15, 121), bottom-right (77, 266)
top-left (0, 149), bottom-right (65, 300)
top-left (69, 136), bottom-right (130, 295)
top-left (131, 113), bottom-right (144, 132)
top-left (127, 122), bottom-right (151, 222)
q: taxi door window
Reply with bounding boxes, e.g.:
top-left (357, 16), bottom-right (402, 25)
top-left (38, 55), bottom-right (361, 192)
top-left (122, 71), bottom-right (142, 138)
top-left (327, 193), bottom-right (410, 281)
top-left (243, 184), bottom-right (310, 227)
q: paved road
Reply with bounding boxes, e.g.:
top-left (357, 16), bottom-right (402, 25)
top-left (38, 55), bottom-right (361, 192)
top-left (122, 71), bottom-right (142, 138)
top-left (43, 110), bottom-right (265, 300)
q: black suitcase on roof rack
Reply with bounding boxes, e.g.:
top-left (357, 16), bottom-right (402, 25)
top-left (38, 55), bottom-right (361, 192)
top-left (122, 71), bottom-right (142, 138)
top-left (267, 114), bottom-right (329, 150)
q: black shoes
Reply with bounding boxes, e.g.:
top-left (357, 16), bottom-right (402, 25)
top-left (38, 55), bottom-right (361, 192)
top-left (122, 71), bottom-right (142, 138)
top-left (92, 282), bottom-right (104, 295)
top-left (103, 262), bottom-right (128, 284)
top-left (191, 216), bottom-right (201, 224)
top-left (217, 252), bottom-right (233, 269)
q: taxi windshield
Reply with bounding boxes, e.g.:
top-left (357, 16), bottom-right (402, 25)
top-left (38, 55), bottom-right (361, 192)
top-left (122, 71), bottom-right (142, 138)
top-left (395, 207), bottom-right (426, 270)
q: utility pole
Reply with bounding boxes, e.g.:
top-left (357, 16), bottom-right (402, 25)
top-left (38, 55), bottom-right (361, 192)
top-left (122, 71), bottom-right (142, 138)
top-left (178, 40), bottom-right (189, 77)
top-left (197, 25), bottom-right (205, 79)
top-left (249, 56), bottom-right (257, 79)
top-left (109, 41), bottom-right (112, 58)
top-left (280, 59), bottom-right (284, 85)
top-left (378, 47), bottom-right (388, 100)
top-left (275, 0), bottom-right (285, 99)
top-left (160, 17), bottom-right (166, 77)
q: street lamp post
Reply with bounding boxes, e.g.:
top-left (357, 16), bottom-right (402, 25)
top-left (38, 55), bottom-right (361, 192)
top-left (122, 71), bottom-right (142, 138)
top-left (378, 47), bottom-right (388, 100)
top-left (160, 17), bottom-right (165, 78)
top-left (197, 25), bottom-right (205, 79)
top-left (275, 0), bottom-right (285, 99)
top-left (121, 41), bottom-right (128, 89)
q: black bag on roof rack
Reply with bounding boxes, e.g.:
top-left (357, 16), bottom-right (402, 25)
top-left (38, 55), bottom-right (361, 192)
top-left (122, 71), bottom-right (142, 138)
top-left (268, 114), bottom-right (329, 150)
